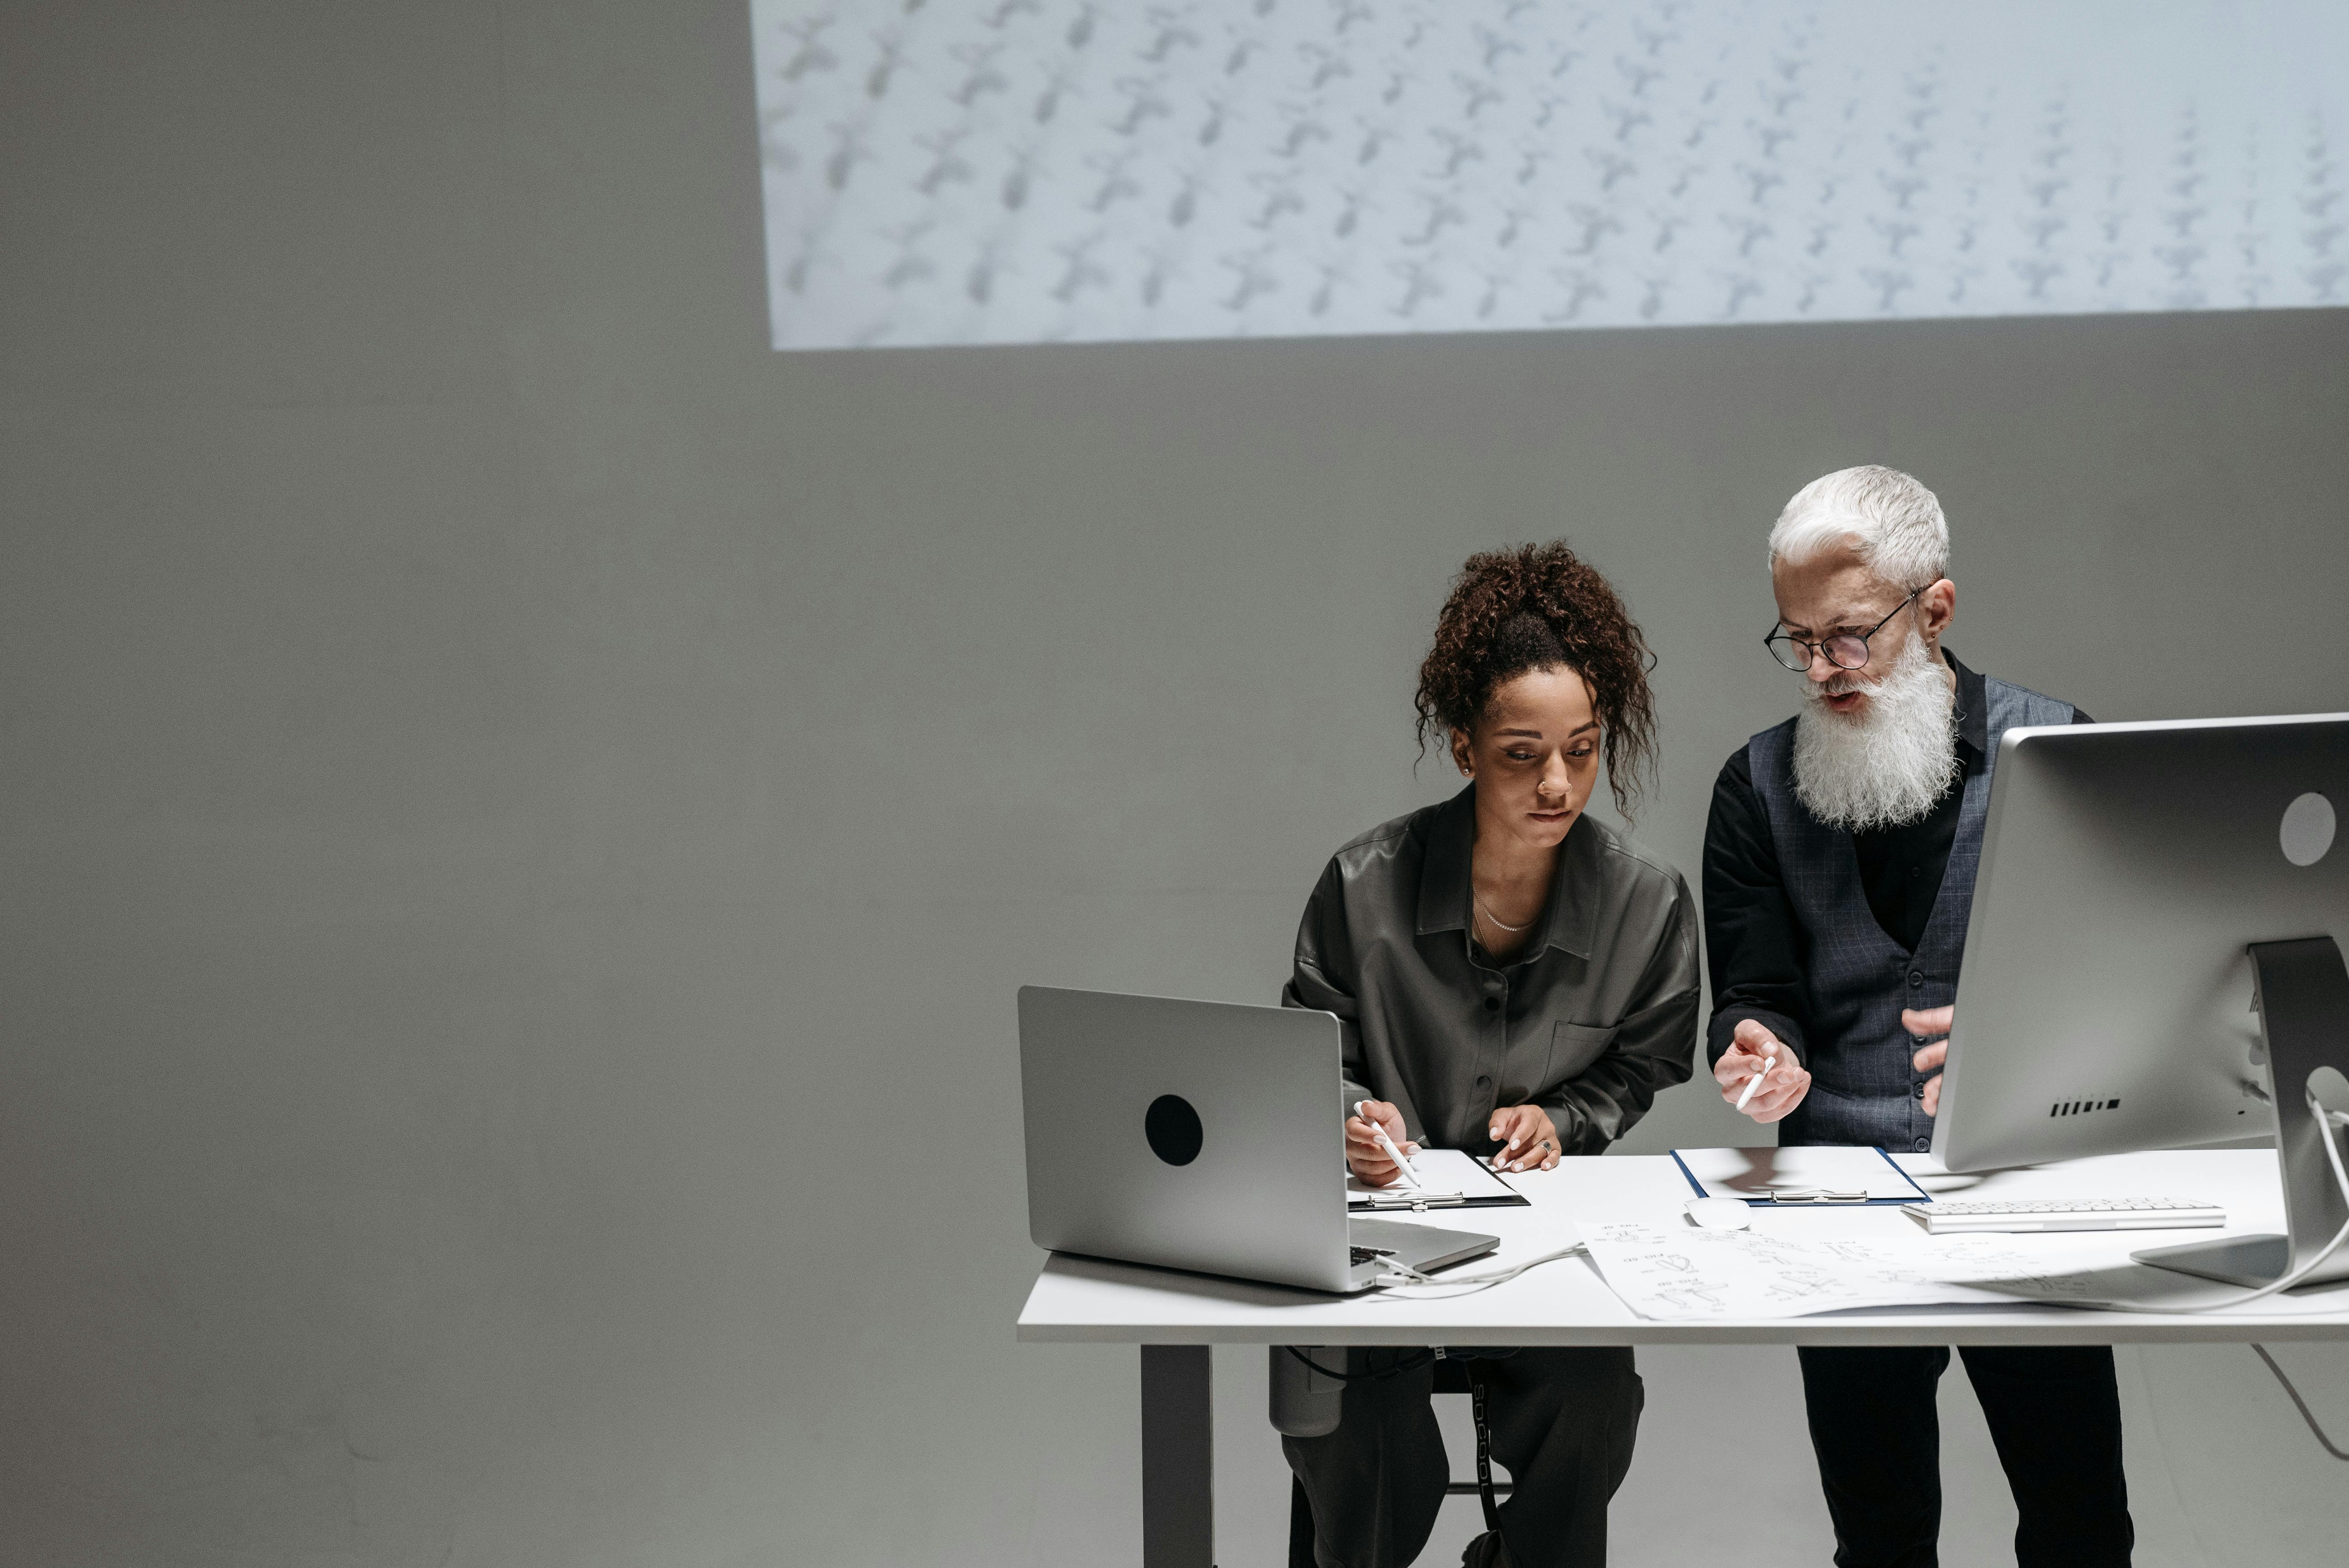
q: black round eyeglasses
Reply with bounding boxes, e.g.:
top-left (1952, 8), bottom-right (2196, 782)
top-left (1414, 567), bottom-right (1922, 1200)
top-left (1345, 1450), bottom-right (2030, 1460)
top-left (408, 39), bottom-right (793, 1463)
top-left (1762, 592), bottom-right (1920, 673)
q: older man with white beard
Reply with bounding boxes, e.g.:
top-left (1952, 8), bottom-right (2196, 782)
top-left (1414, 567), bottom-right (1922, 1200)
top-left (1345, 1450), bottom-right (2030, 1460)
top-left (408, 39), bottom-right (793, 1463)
top-left (1702, 465), bottom-right (2134, 1568)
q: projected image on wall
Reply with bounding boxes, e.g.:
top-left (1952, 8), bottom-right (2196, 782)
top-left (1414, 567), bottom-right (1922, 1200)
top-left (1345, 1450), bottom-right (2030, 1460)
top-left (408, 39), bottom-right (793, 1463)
top-left (751, 0), bottom-right (2345, 350)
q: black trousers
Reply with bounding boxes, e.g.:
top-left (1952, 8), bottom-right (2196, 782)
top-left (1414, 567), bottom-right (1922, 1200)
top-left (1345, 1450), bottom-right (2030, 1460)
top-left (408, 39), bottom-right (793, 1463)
top-left (1796, 1345), bottom-right (2135, 1568)
top-left (1282, 1347), bottom-right (1643, 1568)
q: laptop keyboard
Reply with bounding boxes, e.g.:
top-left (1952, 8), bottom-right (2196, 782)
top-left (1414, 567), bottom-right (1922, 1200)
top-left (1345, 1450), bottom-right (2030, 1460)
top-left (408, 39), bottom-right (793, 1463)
top-left (1350, 1246), bottom-right (1398, 1266)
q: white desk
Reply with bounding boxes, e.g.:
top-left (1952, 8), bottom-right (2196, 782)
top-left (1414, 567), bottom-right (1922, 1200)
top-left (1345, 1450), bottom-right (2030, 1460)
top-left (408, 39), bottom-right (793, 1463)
top-left (1016, 1150), bottom-right (2349, 1566)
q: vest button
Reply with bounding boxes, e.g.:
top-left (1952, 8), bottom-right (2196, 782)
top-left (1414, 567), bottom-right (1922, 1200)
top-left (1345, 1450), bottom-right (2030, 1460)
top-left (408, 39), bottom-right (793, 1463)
top-left (1483, 996), bottom-right (1501, 1013)
top-left (1913, 1137), bottom-right (1931, 1152)
top-left (1908, 971), bottom-right (1924, 988)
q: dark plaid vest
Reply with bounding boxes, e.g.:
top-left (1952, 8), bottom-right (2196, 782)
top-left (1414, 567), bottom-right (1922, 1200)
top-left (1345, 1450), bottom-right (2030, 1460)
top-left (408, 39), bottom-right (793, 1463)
top-left (1746, 676), bottom-right (2074, 1149)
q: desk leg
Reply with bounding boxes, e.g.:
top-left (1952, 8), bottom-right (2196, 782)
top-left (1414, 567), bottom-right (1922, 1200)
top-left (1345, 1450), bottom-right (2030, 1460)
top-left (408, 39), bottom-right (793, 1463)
top-left (1139, 1344), bottom-right (1214, 1568)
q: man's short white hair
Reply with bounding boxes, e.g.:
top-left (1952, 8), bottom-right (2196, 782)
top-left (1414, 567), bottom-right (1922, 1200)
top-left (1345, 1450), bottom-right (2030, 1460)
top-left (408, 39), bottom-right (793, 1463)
top-left (1769, 465), bottom-right (1950, 590)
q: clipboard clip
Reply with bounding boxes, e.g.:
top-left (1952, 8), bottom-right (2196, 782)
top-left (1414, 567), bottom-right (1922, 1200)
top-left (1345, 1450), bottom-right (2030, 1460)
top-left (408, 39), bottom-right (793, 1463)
top-left (1359, 1191), bottom-right (1467, 1211)
top-left (1764, 1186), bottom-right (1870, 1204)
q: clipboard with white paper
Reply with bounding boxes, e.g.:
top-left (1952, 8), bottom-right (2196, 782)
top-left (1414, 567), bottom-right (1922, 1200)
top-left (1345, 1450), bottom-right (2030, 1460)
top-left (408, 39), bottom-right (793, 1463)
top-left (1670, 1146), bottom-right (1931, 1205)
top-left (1346, 1147), bottom-right (1532, 1209)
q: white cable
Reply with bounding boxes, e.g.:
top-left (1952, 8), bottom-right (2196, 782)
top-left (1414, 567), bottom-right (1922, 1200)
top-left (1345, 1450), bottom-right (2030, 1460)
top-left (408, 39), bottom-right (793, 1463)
top-left (1367, 1245), bottom-right (1590, 1300)
top-left (2250, 1344), bottom-right (2349, 1462)
top-left (2241, 1106), bottom-right (2349, 1461)
top-left (2030, 1093), bottom-right (2349, 1317)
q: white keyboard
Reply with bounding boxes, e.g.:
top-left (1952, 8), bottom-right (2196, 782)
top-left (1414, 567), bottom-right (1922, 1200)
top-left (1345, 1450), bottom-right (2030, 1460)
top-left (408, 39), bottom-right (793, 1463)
top-left (1901, 1197), bottom-right (2226, 1234)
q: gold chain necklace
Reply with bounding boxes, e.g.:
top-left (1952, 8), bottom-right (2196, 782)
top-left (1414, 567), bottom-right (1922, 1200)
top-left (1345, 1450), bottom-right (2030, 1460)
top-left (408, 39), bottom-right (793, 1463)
top-left (1473, 893), bottom-right (1536, 933)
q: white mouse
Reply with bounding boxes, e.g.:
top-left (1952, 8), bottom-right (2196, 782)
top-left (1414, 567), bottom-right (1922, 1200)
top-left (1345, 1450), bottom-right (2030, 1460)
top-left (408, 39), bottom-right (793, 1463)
top-left (1684, 1197), bottom-right (1754, 1231)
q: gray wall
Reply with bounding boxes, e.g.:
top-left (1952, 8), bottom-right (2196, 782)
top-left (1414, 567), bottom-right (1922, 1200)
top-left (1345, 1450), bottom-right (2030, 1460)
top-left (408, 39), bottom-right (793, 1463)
top-left (5, 4), bottom-right (2347, 1565)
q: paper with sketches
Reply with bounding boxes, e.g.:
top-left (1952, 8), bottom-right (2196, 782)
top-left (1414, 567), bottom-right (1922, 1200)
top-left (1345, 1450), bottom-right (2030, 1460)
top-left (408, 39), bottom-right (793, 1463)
top-left (1580, 1220), bottom-right (2108, 1320)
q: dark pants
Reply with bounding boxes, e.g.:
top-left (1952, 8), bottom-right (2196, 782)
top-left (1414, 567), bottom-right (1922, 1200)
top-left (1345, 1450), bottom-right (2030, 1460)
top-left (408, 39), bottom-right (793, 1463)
top-left (1283, 1347), bottom-right (1643, 1568)
top-left (1796, 1345), bottom-right (2135, 1568)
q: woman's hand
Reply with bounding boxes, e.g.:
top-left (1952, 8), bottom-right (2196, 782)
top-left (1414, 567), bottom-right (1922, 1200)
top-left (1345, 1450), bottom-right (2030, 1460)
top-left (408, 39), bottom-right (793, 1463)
top-left (1345, 1100), bottom-right (1421, 1187)
top-left (1487, 1104), bottom-right (1561, 1172)
top-left (1714, 1018), bottom-right (1812, 1123)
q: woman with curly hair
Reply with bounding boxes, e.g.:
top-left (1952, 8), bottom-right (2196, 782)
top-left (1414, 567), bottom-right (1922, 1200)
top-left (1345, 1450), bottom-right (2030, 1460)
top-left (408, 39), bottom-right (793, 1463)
top-left (1279, 542), bottom-right (1700, 1568)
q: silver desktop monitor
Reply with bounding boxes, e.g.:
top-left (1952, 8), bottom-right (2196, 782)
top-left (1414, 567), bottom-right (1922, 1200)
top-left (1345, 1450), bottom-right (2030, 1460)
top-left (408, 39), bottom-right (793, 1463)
top-left (1934, 712), bottom-right (2349, 1288)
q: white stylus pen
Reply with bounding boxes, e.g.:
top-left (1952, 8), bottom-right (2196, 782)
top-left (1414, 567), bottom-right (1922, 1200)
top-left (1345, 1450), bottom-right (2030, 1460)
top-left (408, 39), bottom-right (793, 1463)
top-left (1735, 1044), bottom-right (1780, 1112)
top-left (1354, 1100), bottom-right (1423, 1184)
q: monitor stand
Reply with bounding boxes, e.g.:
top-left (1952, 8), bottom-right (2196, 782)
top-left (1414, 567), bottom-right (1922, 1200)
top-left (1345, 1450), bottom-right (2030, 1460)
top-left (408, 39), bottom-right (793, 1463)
top-left (2134, 936), bottom-right (2349, 1290)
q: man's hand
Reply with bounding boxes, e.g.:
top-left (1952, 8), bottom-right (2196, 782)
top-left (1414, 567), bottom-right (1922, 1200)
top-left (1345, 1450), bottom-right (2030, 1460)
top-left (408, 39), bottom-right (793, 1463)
top-left (1345, 1100), bottom-right (1421, 1187)
top-left (1714, 1018), bottom-right (1812, 1123)
top-left (1905, 1006), bottom-right (1954, 1115)
top-left (1487, 1104), bottom-right (1561, 1173)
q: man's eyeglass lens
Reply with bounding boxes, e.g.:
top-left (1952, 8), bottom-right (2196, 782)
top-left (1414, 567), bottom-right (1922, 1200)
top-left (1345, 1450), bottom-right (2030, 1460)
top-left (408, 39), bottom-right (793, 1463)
top-left (1764, 592), bottom-right (1919, 673)
top-left (1768, 633), bottom-right (1872, 672)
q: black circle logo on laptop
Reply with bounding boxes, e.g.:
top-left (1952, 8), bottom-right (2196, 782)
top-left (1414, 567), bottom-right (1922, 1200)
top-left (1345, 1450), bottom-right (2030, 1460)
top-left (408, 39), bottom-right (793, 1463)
top-left (1144, 1094), bottom-right (1204, 1166)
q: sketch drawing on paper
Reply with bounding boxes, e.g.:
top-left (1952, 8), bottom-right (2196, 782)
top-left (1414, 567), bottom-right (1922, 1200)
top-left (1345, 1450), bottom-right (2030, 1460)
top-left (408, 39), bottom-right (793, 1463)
top-left (1580, 1221), bottom-right (2111, 1321)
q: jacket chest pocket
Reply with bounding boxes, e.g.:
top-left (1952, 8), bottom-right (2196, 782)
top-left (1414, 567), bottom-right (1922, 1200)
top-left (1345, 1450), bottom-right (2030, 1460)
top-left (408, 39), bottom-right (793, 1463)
top-left (1537, 1021), bottom-right (1621, 1094)
top-left (1497, 1021), bottom-right (1617, 1104)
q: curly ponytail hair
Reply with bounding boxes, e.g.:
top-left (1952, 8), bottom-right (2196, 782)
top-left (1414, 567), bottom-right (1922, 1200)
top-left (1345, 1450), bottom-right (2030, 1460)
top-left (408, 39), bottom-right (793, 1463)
top-left (1414, 541), bottom-right (1659, 816)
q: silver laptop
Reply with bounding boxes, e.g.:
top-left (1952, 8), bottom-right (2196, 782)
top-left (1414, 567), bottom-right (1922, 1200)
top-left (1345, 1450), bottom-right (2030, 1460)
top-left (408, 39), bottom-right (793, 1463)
top-left (1018, 985), bottom-right (1500, 1294)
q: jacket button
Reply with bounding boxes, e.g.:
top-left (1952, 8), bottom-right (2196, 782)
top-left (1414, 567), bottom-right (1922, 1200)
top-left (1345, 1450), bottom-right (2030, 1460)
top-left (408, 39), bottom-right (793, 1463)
top-left (1908, 971), bottom-right (1925, 988)
top-left (1914, 1081), bottom-right (1927, 1099)
top-left (1913, 1137), bottom-right (1931, 1152)
top-left (1483, 996), bottom-right (1500, 1013)
top-left (1475, 1075), bottom-right (1492, 1090)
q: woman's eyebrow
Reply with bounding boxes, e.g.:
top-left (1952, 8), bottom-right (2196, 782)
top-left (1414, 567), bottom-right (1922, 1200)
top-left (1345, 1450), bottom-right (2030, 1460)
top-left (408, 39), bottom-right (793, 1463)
top-left (1495, 721), bottom-right (1599, 739)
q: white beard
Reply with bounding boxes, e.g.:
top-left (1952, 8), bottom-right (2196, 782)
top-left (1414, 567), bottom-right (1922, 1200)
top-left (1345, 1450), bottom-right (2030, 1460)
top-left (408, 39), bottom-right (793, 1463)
top-left (1791, 636), bottom-right (1959, 831)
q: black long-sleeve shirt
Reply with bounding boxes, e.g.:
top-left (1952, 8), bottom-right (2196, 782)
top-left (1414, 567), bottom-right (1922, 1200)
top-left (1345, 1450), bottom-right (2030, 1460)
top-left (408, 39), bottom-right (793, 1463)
top-left (1701, 651), bottom-right (2093, 1066)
